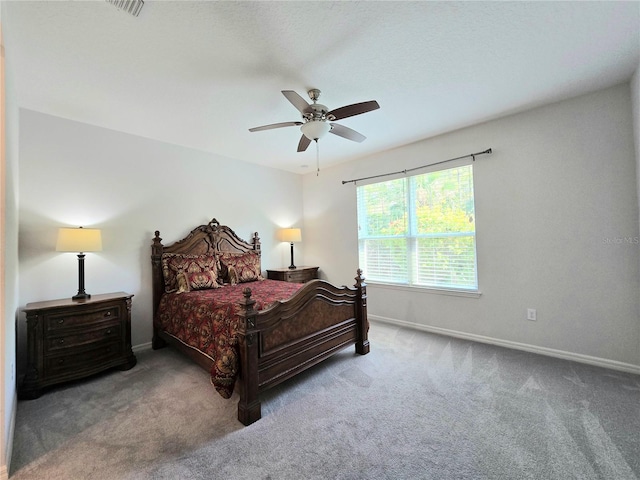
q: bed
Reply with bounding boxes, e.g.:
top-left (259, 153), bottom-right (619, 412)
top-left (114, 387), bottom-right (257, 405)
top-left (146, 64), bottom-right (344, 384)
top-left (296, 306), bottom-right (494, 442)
top-left (151, 218), bottom-right (370, 425)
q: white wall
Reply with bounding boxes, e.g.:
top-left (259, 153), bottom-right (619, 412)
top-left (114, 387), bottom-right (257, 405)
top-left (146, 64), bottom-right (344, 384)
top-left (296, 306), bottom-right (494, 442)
top-left (1, 4), bottom-right (20, 477)
top-left (18, 110), bottom-right (304, 354)
top-left (303, 83), bottom-right (640, 369)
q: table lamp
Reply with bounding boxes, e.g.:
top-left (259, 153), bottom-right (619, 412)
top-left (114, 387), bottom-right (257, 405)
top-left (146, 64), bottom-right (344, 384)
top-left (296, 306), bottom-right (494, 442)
top-left (56, 227), bottom-right (103, 301)
top-left (280, 228), bottom-right (302, 270)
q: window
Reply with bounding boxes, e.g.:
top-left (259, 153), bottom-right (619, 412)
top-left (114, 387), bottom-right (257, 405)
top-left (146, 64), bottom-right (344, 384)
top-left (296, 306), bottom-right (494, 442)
top-left (357, 164), bottom-right (478, 291)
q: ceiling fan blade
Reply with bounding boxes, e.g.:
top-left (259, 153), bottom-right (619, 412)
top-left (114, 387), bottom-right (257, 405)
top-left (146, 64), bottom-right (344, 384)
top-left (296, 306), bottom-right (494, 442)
top-left (329, 123), bottom-right (366, 143)
top-left (282, 90), bottom-right (310, 114)
top-left (297, 135), bottom-right (311, 152)
top-left (328, 100), bottom-right (380, 121)
top-left (249, 121), bottom-right (302, 132)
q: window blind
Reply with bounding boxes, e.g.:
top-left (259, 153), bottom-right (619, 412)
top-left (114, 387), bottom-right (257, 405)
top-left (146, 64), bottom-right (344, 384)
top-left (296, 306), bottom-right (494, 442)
top-left (357, 164), bottom-right (478, 291)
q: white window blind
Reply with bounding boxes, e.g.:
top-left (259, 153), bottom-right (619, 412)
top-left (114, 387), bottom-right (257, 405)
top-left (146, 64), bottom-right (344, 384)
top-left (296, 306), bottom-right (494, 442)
top-left (357, 164), bottom-right (478, 291)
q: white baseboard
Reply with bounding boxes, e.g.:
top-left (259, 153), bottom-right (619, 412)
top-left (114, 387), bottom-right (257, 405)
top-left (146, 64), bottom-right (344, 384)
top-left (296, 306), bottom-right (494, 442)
top-left (370, 315), bottom-right (640, 375)
top-left (132, 342), bottom-right (152, 353)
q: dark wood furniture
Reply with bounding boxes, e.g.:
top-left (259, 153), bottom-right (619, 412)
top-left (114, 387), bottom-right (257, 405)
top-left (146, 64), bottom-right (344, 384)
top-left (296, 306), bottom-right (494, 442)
top-left (266, 266), bottom-right (319, 283)
top-left (20, 292), bottom-right (136, 399)
top-left (151, 218), bottom-right (370, 425)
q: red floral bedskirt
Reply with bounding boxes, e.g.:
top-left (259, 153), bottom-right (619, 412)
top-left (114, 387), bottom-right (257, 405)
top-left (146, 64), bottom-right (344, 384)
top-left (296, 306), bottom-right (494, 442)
top-left (154, 279), bottom-right (303, 398)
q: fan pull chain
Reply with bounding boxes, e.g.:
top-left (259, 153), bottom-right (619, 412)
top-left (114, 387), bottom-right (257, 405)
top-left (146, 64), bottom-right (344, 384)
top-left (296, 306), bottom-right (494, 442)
top-left (316, 140), bottom-right (320, 176)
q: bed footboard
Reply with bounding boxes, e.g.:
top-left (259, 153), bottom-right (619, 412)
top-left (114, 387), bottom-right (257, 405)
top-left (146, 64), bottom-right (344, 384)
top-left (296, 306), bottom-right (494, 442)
top-left (236, 270), bottom-right (370, 425)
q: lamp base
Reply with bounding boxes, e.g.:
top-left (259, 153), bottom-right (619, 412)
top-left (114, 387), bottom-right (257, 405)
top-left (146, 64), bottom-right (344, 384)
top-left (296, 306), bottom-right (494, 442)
top-left (288, 242), bottom-right (297, 270)
top-left (73, 253), bottom-right (91, 301)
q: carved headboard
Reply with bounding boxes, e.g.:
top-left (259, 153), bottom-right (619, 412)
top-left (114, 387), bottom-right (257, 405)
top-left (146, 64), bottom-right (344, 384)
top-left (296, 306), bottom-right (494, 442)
top-left (151, 218), bottom-right (261, 316)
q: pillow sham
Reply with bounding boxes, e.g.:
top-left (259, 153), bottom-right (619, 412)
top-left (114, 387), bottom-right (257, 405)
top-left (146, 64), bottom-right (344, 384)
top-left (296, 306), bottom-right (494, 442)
top-left (219, 251), bottom-right (263, 283)
top-left (176, 269), bottom-right (221, 293)
top-left (161, 253), bottom-right (219, 293)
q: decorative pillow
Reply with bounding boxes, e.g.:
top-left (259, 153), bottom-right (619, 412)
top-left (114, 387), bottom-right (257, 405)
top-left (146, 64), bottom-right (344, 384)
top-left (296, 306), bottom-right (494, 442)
top-left (161, 253), bottom-right (219, 293)
top-left (176, 270), bottom-right (220, 293)
top-left (227, 265), bottom-right (239, 286)
top-left (219, 251), bottom-right (263, 283)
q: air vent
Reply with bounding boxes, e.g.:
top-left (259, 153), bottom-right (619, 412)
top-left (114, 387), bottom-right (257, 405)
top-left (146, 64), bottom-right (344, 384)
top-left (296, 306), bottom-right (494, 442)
top-left (106, 0), bottom-right (144, 17)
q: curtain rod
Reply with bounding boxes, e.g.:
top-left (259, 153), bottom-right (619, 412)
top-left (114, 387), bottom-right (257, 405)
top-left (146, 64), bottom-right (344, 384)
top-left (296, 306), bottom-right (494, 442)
top-left (341, 148), bottom-right (492, 185)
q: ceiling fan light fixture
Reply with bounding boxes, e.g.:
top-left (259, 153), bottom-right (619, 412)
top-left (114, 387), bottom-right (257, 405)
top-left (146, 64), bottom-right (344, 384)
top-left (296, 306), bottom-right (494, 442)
top-left (301, 120), bottom-right (331, 141)
top-left (248, 89), bottom-right (379, 153)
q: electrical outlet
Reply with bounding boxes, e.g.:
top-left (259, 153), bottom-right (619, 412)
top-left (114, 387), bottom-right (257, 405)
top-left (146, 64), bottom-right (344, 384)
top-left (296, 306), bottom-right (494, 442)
top-left (527, 308), bottom-right (537, 321)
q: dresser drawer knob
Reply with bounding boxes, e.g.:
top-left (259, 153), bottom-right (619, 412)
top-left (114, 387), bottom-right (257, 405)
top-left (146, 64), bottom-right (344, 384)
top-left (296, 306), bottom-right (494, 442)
top-left (57, 359), bottom-right (64, 365)
top-left (57, 319), bottom-right (65, 325)
top-left (58, 339), bottom-right (65, 345)
top-left (105, 329), bottom-right (112, 335)
top-left (104, 311), bottom-right (112, 317)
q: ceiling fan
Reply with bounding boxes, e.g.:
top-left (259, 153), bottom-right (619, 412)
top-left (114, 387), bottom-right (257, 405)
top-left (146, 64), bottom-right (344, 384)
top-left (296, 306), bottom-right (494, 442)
top-left (249, 89), bottom-right (380, 152)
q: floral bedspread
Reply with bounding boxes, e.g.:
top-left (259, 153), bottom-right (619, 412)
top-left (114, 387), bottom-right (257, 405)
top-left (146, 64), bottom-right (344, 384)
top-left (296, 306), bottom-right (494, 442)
top-left (154, 279), bottom-right (303, 398)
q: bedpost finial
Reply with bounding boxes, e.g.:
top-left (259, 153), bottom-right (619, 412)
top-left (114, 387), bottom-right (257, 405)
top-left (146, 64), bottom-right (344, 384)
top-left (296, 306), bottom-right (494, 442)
top-left (153, 231), bottom-right (162, 246)
top-left (240, 287), bottom-right (257, 311)
top-left (355, 268), bottom-right (366, 287)
top-left (210, 218), bottom-right (220, 228)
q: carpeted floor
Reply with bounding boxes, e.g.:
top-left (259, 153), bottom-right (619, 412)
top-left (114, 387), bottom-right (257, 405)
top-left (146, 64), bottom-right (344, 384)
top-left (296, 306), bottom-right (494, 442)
top-left (10, 321), bottom-right (640, 479)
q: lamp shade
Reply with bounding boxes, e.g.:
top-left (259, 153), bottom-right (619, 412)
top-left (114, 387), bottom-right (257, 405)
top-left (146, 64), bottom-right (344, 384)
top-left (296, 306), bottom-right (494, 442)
top-left (280, 228), bottom-right (302, 243)
top-left (56, 228), bottom-right (103, 253)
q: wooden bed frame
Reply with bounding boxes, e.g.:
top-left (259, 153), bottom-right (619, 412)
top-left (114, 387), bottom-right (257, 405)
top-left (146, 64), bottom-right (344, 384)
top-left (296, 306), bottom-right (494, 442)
top-left (151, 218), bottom-right (370, 425)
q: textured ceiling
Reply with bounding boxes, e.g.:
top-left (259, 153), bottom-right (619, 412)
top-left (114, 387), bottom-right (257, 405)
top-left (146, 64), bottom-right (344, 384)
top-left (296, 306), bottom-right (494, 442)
top-left (4, 1), bottom-right (640, 173)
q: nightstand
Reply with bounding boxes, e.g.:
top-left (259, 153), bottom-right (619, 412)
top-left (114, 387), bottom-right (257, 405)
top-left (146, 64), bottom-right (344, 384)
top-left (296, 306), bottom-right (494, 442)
top-left (20, 292), bottom-right (136, 399)
top-left (266, 266), bottom-right (319, 283)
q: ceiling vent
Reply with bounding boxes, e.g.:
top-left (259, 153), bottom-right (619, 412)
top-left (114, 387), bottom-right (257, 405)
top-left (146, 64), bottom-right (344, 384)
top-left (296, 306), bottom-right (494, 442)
top-left (105, 0), bottom-right (144, 17)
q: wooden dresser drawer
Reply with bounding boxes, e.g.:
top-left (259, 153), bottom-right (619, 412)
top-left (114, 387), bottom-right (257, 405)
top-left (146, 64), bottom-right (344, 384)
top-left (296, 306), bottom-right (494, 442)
top-left (45, 304), bottom-right (121, 332)
top-left (44, 341), bottom-right (123, 377)
top-left (45, 322), bottom-right (121, 352)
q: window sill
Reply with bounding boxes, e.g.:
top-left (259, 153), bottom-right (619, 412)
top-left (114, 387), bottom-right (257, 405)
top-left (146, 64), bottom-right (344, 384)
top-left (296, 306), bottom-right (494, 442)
top-left (366, 281), bottom-right (482, 298)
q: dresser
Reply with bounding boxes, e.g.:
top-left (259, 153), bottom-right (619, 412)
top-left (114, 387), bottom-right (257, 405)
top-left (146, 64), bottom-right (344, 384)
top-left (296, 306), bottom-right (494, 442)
top-left (20, 292), bottom-right (136, 399)
top-left (266, 266), bottom-right (319, 283)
